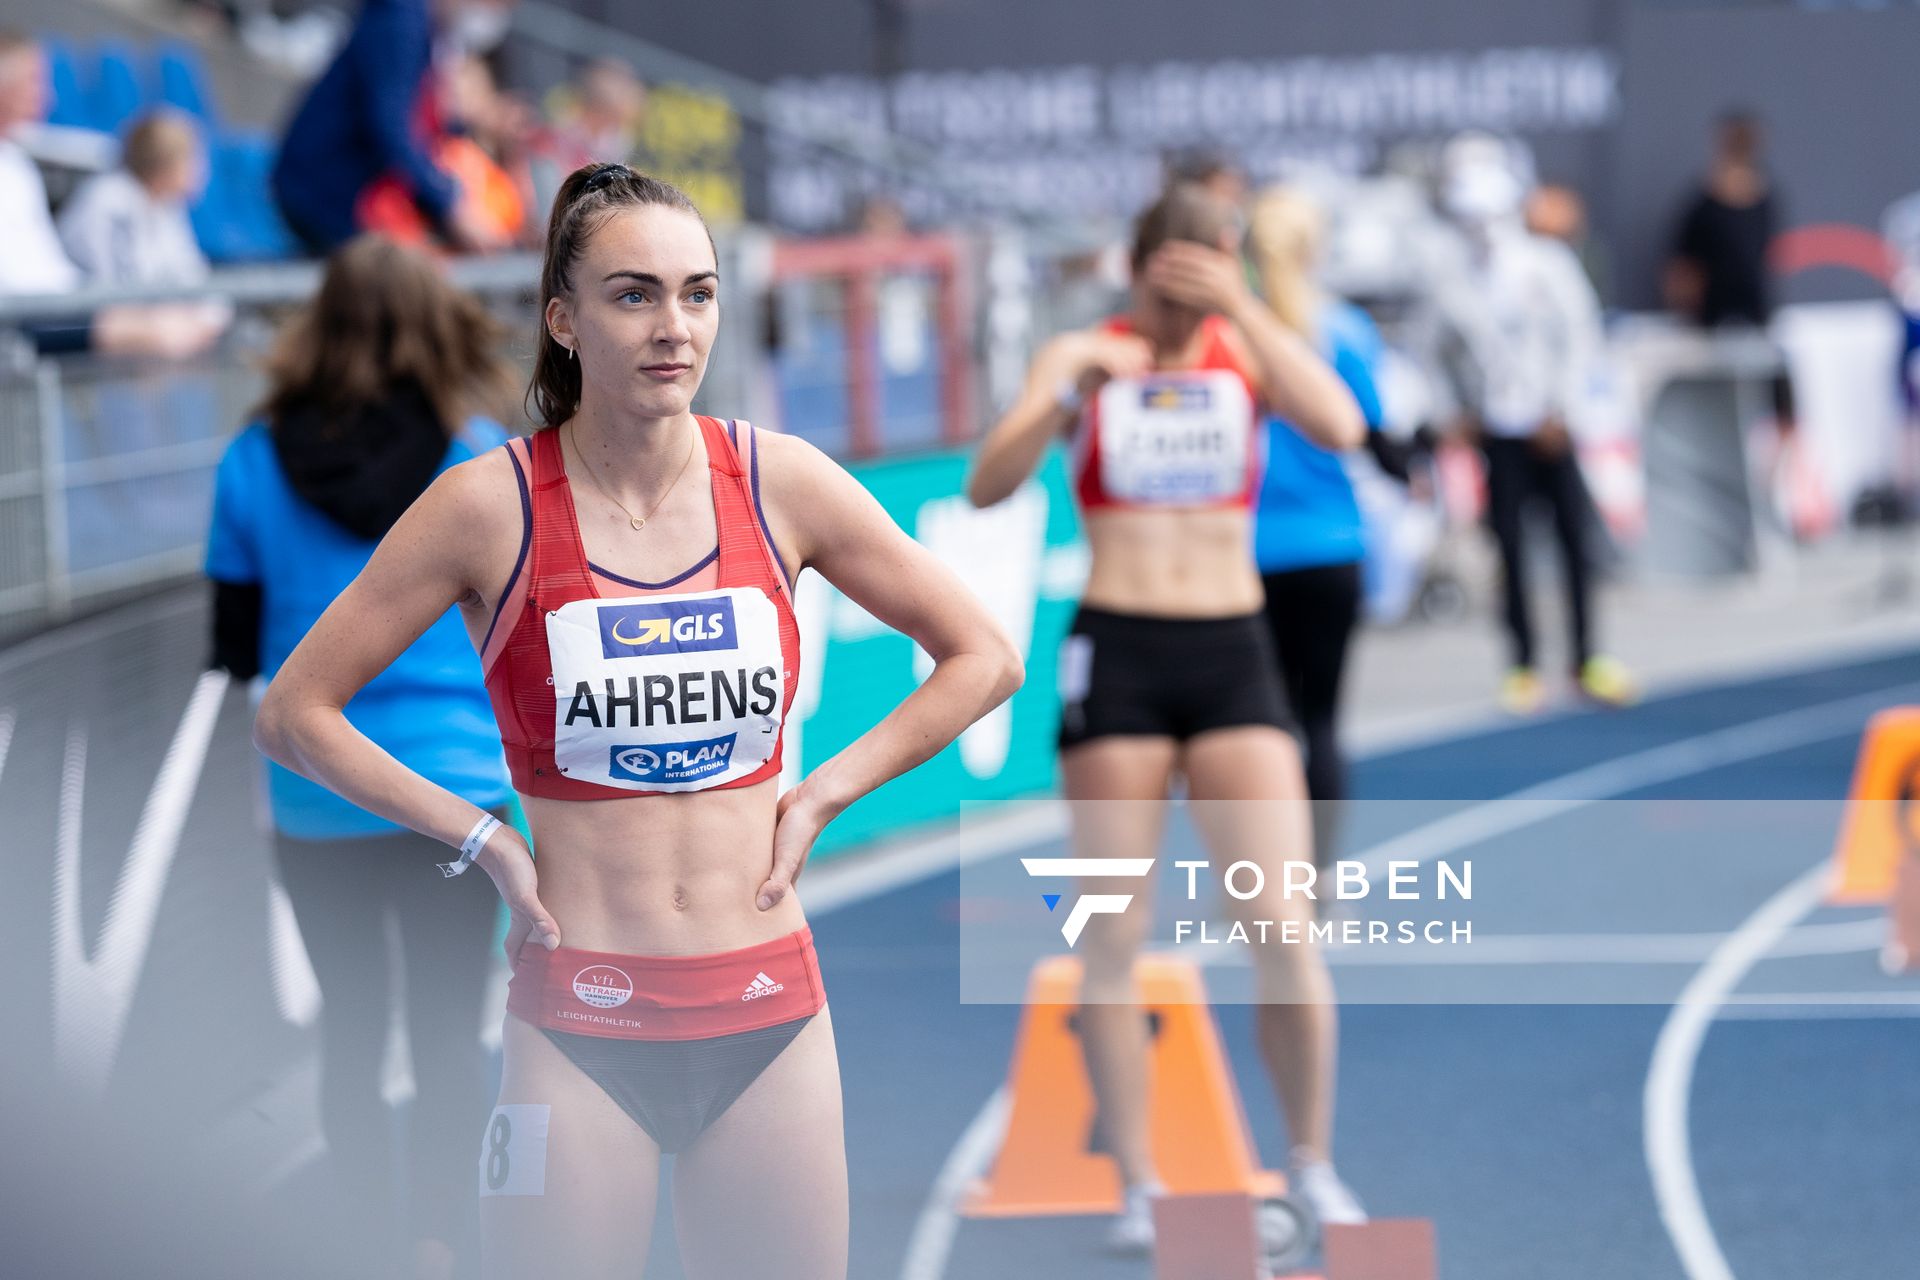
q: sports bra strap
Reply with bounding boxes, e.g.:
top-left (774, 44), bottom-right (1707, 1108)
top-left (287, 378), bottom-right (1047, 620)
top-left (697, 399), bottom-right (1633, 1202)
top-left (524, 430), bottom-right (595, 603)
top-left (705, 417), bottom-right (777, 589)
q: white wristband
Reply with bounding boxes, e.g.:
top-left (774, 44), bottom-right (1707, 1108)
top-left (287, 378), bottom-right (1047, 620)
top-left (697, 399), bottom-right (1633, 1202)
top-left (438, 813), bottom-right (502, 878)
top-left (1054, 378), bottom-right (1084, 416)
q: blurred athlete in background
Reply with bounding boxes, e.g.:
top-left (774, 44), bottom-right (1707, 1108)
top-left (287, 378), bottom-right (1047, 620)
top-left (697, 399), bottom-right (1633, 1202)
top-left (969, 183), bottom-right (1368, 1250)
top-left (1246, 186), bottom-right (1391, 873)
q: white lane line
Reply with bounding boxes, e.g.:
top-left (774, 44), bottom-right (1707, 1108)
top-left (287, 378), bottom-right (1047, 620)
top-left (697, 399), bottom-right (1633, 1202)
top-left (899, 1089), bottom-right (1011, 1280)
top-left (1347, 683), bottom-right (1920, 880)
top-left (901, 680), bottom-right (1920, 1280)
top-left (51, 670), bottom-right (228, 1093)
top-left (1644, 860), bottom-right (1832, 1280)
top-left (265, 879), bottom-right (321, 1028)
top-left (0, 707), bottom-right (15, 784)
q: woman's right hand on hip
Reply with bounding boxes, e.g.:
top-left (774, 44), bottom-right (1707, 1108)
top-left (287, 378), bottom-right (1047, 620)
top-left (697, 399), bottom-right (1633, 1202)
top-left (478, 828), bottom-right (562, 960)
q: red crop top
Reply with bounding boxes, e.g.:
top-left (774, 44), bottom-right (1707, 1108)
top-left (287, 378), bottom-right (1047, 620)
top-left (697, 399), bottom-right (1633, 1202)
top-left (480, 416), bottom-right (801, 800)
top-left (1071, 313), bottom-right (1263, 512)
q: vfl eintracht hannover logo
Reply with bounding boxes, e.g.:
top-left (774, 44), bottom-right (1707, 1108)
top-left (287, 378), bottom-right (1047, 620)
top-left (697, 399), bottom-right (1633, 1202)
top-left (1020, 858), bottom-right (1155, 946)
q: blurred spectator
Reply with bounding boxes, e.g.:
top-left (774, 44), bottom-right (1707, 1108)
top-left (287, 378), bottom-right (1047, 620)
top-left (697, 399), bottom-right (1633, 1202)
top-left (1419, 133), bottom-right (1633, 712)
top-left (1666, 109), bottom-right (1799, 469)
top-left (58, 111), bottom-right (212, 287)
top-left (1525, 183), bottom-right (1584, 244)
top-left (1247, 185), bottom-right (1388, 870)
top-left (1665, 110), bottom-right (1781, 328)
top-left (0, 30), bottom-right (80, 297)
top-left (272, 0), bottom-right (518, 254)
top-left (206, 236), bottom-right (514, 1280)
top-left (0, 32), bottom-right (221, 359)
top-left (357, 53), bottom-right (527, 248)
top-left (1526, 182), bottom-right (1609, 303)
top-left (523, 57), bottom-right (645, 219)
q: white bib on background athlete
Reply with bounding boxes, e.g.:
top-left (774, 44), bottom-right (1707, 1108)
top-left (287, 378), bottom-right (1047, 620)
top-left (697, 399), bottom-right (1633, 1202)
top-left (1096, 370), bottom-right (1254, 505)
top-left (545, 587), bottom-right (787, 792)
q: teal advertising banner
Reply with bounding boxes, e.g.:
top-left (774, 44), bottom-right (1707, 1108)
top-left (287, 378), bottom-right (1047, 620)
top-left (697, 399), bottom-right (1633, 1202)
top-left (789, 446), bottom-right (1086, 854)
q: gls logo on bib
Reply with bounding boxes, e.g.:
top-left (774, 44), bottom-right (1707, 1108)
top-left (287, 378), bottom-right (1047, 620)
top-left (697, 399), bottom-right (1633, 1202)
top-left (1141, 383), bottom-right (1212, 412)
top-left (598, 598), bottom-right (738, 658)
top-left (609, 735), bottom-right (738, 784)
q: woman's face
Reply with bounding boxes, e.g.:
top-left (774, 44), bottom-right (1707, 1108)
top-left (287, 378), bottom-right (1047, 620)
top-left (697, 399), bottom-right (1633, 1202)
top-left (552, 204), bottom-right (718, 422)
top-left (1129, 272), bottom-right (1206, 353)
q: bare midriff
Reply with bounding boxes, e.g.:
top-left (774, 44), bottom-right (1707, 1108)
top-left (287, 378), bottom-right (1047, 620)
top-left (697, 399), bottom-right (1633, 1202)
top-left (1079, 506), bottom-right (1263, 618)
top-left (517, 782), bottom-right (804, 957)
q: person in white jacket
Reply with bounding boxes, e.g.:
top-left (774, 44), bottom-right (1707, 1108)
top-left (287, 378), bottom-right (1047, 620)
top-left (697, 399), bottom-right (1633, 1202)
top-left (58, 110), bottom-right (212, 289)
top-left (1420, 133), bottom-right (1634, 714)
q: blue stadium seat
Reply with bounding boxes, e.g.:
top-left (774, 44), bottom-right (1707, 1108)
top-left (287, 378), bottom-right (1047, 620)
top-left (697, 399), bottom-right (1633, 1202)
top-left (43, 40), bottom-right (90, 129)
top-left (155, 43), bottom-right (215, 124)
top-left (89, 42), bottom-right (146, 135)
top-left (192, 131), bottom-right (299, 262)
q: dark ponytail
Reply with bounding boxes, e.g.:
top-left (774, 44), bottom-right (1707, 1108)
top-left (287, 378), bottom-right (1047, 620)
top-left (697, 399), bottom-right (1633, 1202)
top-left (526, 163), bottom-right (713, 428)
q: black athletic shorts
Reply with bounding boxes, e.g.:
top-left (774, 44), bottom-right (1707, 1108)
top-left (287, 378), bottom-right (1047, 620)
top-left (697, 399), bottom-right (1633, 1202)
top-left (1057, 605), bottom-right (1297, 750)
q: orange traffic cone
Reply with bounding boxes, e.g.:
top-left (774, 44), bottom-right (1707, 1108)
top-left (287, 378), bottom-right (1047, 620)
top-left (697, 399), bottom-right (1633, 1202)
top-left (963, 954), bottom-right (1284, 1218)
top-left (1827, 707), bottom-right (1920, 905)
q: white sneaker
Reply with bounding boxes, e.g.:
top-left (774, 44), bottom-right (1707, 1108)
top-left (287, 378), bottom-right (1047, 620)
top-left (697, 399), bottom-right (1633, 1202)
top-left (1105, 1181), bottom-right (1162, 1255)
top-left (1290, 1154), bottom-right (1367, 1226)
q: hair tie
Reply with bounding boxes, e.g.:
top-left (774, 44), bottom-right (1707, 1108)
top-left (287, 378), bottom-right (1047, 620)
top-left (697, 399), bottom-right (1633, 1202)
top-left (583, 162), bottom-right (634, 194)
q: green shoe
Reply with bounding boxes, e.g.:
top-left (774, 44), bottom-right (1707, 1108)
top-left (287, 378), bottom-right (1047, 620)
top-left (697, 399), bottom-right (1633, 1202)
top-left (1578, 655), bottom-right (1637, 708)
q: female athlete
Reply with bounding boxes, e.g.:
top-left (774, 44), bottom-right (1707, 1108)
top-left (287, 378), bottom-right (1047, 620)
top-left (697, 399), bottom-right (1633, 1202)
top-left (968, 183), bottom-right (1366, 1250)
top-left (256, 164), bottom-right (1023, 1278)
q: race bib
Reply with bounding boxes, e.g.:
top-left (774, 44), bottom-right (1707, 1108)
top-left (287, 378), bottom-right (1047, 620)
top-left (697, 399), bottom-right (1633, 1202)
top-left (1097, 371), bottom-right (1253, 505)
top-left (546, 587), bottom-right (786, 792)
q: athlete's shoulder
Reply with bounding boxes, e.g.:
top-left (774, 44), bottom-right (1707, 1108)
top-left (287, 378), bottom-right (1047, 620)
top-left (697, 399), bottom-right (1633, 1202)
top-left (745, 423), bottom-right (838, 493)
top-left (743, 426), bottom-right (877, 564)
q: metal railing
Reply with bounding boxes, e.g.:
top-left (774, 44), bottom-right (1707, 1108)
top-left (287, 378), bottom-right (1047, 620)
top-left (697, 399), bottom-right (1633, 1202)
top-left (0, 256), bottom-right (552, 639)
top-left (0, 222), bottom-right (1074, 639)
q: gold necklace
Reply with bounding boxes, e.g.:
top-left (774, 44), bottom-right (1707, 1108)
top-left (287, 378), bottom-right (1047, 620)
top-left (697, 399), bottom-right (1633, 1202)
top-left (565, 421), bottom-right (696, 531)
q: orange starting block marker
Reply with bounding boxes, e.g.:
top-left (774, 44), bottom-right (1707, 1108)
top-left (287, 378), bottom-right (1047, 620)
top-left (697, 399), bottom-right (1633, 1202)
top-left (1825, 707), bottom-right (1920, 971)
top-left (963, 954), bottom-right (1285, 1217)
top-left (1827, 707), bottom-right (1920, 903)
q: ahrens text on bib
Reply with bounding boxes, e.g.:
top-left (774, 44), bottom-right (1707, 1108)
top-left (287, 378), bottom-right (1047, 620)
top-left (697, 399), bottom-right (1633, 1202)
top-left (545, 587), bottom-right (786, 792)
top-left (1096, 370), bottom-right (1254, 505)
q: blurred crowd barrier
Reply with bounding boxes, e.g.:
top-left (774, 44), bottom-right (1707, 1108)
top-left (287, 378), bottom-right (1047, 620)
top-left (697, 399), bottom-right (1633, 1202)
top-left (0, 223), bottom-right (1114, 639)
top-left (1, 222), bottom-right (1907, 645)
top-left (2, 221), bottom-right (1913, 844)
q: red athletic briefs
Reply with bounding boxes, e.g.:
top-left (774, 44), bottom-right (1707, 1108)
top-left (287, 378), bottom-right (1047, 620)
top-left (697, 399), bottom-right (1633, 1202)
top-left (506, 928), bottom-right (827, 1152)
top-left (508, 926), bottom-right (824, 1041)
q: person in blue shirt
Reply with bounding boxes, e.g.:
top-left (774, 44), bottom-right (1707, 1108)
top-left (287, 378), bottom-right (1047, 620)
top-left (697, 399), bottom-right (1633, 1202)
top-left (271, 0), bottom-right (515, 254)
top-left (205, 236), bottom-right (514, 1280)
top-left (1247, 187), bottom-right (1387, 870)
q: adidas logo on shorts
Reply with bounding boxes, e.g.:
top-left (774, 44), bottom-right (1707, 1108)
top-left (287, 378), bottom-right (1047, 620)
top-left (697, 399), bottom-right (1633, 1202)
top-left (741, 971), bottom-right (784, 1001)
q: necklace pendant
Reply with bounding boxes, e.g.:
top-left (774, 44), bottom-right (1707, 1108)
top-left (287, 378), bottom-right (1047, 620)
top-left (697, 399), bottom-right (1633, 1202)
top-left (630, 517), bottom-right (646, 531)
